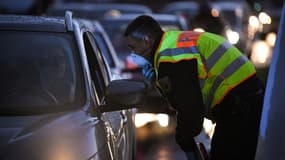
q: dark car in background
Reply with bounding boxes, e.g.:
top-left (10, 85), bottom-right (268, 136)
top-left (0, 11), bottom-right (146, 160)
top-left (46, 2), bottom-right (152, 20)
top-left (159, 1), bottom-right (227, 38)
top-left (159, 1), bottom-right (199, 29)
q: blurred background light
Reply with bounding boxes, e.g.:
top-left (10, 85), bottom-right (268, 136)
top-left (211, 8), bottom-right (219, 17)
top-left (249, 15), bottom-right (260, 29)
top-left (259, 12), bottom-right (272, 24)
top-left (250, 40), bottom-right (272, 68)
top-left (156, 114), bottom-right (169, 127)
top-left (193, 28), bottom-right (205, 32)
top-left (226, 29), bottom-right (240, 44)
top-left (266, 32), bottom-right (277, 47)
top-left (135, 113), bottom-right (169, 128)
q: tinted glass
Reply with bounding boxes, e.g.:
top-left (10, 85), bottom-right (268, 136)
top-left (0, 31), bottom-right (84, 109)
top-left (93, 31), bottom-right (115, 68)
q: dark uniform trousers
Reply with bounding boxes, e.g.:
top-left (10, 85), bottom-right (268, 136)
top-left (210, 77), bottom-right (265, 160)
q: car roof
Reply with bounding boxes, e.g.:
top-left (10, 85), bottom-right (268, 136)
top-left (76, 18), bottom-right (105, 33)
top-left (0, 14), bottom-right (68, 32)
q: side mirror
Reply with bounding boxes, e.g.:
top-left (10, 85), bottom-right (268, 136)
top-left (100, 79), bottom-right (147, 112)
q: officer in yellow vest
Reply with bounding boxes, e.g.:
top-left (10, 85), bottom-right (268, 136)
top-left (125, 15), bottom-right (264, 160)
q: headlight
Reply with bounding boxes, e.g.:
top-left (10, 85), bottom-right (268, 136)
top-left (135, 113), bottom-right (169, 128)
top-left (258, 12), bottom-right (271, 25)
top-left (226, 29), bottom-right (240, 44)
top-left (249, 15), bottom-right (260, 29)
top-left (265, 32), bottom-right (276, 47)
top-left (156, 114), bottom-right (169, 127)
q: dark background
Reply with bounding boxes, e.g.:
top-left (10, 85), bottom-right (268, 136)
top-left (0, 0), bottom-right (283, 15)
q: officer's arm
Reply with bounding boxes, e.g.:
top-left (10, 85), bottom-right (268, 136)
top-left (158, 59), bottom-right (204, 151)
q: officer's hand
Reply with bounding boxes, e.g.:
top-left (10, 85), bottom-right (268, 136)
top-left (130, 53), bottom-right (149, 67)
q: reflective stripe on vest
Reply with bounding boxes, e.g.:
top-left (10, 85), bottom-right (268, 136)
top-left (198, 32), bottom-right (256, 108)
top-left (206, 41), bottom-right (232, 70)
top-left (154, 31), bottom-right (256, 111)
top-left (206, 56), bottom-right (256, 107)
top-left (156, 47), bottom-right (207, 79)
top-left (154, 31), bottom-right (207, 79)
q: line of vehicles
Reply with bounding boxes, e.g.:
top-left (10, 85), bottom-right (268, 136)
top-left (0, 1), bottom-right (281, 159)
top-left (0, 2), bottom-right (186, 160)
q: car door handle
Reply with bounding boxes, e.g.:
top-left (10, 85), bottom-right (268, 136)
top-left (120, 112), bottom-right (128, 125)
top-left (83, 117), bottom-right (100, 126)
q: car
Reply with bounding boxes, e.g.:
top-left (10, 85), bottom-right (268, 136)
top-left (45, 2), bottom-right (152, 20)
top-left (0, 11), bottom-right (147, 160)
top-left (159, 1), bottom-right (199, 19)
top-left (159, 1), bottom-right (227, 36)
top-left (159, 1), bottom-right (199, 29)
top-left (0, 0), bottom-right (39, 14)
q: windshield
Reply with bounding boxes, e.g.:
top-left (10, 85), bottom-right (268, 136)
top-left (0, 31), bottom-right (84, 110)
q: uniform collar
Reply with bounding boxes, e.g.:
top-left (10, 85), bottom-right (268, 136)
top-left (153, 32), bottom-right (167, 68)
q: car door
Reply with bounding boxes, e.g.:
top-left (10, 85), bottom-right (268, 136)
top-left (89, 30), bottom-right (136, 160)
top-left (82, 31), bottom-right (129, 159)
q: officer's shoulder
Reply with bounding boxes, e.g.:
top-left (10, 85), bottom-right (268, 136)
top-left (199, 32), bottom-right (226, 43)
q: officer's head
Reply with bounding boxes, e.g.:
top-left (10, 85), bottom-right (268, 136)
top-left (124, 15), bottom-right (163, 61)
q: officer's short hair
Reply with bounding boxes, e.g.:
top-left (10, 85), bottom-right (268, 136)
top-left (124, 15), bottom-right (163, 41)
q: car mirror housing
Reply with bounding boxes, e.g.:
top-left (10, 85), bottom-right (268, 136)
top-left (100, 79), bottom-right (147, 112)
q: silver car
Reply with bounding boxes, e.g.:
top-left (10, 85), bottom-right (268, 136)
top-left (0, 11), bottom-right (146, 160)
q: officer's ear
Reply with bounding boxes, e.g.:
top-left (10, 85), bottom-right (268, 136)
top-left (142, 35), bottom-right (149, 43)
top-left (143, 35), bottom-right (153, 45)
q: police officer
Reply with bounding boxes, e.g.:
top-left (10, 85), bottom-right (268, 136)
top-left (125, 15), bottom-right (264, 160)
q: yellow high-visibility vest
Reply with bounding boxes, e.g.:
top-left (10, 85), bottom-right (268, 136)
top-left (154, 31), bottom-right (256, 112)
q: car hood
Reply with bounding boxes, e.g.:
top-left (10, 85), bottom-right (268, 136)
top-left (0, 110), bottom-right (107, 160)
